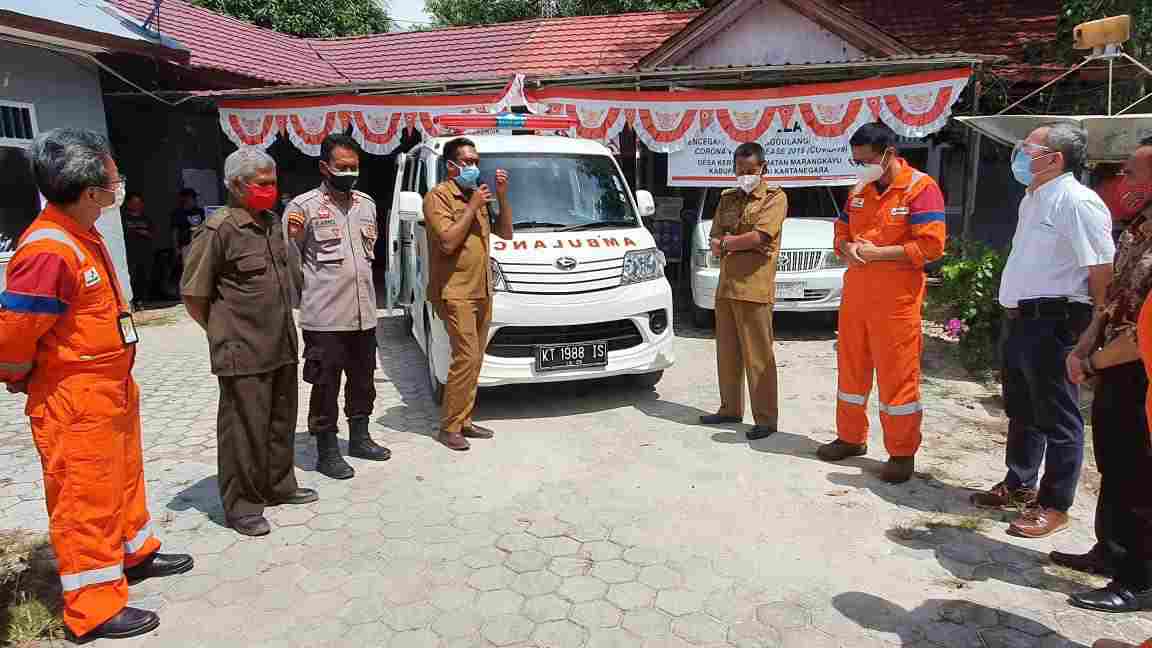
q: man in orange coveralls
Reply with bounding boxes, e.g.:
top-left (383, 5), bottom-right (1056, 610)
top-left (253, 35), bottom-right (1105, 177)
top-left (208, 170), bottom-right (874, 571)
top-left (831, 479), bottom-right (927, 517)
top-left (0, 129), bottom-right (192, 641)
top-left (816, 122), bottom-right (947, 483)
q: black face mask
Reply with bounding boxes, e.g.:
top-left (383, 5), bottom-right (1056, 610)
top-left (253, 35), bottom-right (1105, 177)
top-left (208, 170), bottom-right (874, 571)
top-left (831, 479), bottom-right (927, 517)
top-left (328, 172), bottom-right (359, 193)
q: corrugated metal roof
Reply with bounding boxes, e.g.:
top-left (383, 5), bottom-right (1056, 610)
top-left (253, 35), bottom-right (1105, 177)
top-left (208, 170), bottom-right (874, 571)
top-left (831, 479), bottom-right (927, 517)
top-left (179, 53), bottom-right (989, 101)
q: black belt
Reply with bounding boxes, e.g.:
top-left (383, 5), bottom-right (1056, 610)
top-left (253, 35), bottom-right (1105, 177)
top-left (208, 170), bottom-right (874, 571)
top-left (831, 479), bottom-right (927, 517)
top-left (1004, 298), bottom-right (1092, 320)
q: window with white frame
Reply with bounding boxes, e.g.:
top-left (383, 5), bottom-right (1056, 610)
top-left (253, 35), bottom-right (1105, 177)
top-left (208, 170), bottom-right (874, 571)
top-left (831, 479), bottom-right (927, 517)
top-left (0, 101), bottom-right (39, 260)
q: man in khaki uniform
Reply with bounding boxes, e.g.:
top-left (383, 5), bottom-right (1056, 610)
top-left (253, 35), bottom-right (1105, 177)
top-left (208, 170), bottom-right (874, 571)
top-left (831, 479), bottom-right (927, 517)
top-left (423, 137), bottom-right (513, 451)
top-left (699, 142), bottom-right (788, 440)
top-left (285, 134), bottom-right (390, 480)
top-left (182, 149), bottom-right (317, 537)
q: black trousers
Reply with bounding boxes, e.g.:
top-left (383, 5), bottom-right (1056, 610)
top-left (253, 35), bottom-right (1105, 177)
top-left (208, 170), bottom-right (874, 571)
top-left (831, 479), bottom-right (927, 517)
top-left (1091, 361), bottom-right (1152, 590)
top-left (127, 245), bottom-right (153, 302)
top-left (302, 329), bottom-right (378, 435)
top-left (1000, 311), bottom-right (1091, 511)
top-left (216, 363), bottom-right (300, 520)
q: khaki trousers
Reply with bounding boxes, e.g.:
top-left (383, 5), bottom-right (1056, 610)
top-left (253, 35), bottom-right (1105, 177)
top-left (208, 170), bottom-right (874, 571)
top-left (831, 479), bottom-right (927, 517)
top-left (435, 298), bottom-right (492, 434)
top-left (714, 297), bottom-right (778, 426)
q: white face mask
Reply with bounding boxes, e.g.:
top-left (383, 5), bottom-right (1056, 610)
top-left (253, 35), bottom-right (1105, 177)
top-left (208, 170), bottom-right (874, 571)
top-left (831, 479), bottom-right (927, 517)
top-left (853, 150), bottom-right (891, 186)
top-left (736, 174), bottom-right (761, 194)
top-left (114, 185), bottom-right (126, 209)
top-left (854, 164), bottom-right (884, 186)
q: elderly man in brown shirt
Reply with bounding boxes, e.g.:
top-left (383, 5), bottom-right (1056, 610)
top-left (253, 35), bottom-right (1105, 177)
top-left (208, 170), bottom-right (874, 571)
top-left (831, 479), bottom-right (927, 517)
top-left (182, 149), bottom-right (317, 537)
top-left (698, 142), bottom-right (788, 440)
top-left (423, 137), bottom-right (513, 451)
top-left (1050, 138), bottom-right (1152, 613)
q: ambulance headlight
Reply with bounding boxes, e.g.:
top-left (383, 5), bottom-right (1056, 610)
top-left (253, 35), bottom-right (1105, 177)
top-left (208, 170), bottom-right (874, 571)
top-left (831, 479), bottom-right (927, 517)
top-left (621, 248), bottom-right (665, 285)
top-left (820, 249), bottom-right (847, 270)
top-left (490, 259), bottom-right (508, 291)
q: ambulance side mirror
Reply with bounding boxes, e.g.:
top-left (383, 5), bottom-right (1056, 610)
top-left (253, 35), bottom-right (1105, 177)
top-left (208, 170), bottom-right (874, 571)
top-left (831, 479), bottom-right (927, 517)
top-left (398, 191), bottom-right (423, 222)
top-left (635, 190), bottom-right (656, 218)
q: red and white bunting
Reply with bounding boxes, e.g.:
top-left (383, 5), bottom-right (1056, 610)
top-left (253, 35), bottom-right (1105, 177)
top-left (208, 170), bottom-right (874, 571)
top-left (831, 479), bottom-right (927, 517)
top-left (218, 75), bottom-right (533, 156)
top-left (218, 69), bottom-right (969, 156)
top-left (526, 69), bottom-right (969, 151)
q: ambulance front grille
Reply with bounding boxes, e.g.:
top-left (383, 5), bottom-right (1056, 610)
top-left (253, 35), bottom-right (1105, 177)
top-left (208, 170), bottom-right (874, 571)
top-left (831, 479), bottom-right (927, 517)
top-left (777, 249), bottom-right (824, 273)
top-left (777, 289), bottom-right (832, 302)
top-left (500, 257), bottom-right (624, 295)
top-left (486, 319), bottom-right (643, 358)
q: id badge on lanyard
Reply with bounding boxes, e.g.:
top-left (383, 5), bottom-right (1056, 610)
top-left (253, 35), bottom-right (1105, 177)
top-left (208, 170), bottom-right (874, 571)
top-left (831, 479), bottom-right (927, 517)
top-left (118, 312), bottom-right (139, 345)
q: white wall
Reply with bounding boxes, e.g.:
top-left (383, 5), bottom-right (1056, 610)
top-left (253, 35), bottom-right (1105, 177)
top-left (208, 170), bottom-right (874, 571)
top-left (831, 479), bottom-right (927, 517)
top-left (0, 42), bottom-right (132, 301)
top-left (680, 0), bottom-right (865, 67)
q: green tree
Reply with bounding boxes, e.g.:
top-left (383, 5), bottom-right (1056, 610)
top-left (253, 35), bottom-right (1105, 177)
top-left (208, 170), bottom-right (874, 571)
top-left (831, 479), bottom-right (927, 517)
top-left (189, 0), bottom-right (391, 38)
top-left (426, 0), bottom-right (707, 27)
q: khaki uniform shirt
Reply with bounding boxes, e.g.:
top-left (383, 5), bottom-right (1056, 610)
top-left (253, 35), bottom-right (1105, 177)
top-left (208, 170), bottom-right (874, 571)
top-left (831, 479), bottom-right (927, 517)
top-left (709, 183), bottom-right (788, 304)
top-left (423, 180), bottom-right (491, 302)
top-left (284, 186), bottom-right (378, 332)
top-left (181, 206), bottom-right (298, 377)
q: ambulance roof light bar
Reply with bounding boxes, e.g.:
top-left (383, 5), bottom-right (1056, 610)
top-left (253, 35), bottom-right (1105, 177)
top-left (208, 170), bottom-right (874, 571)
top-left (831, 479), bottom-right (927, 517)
top-left (434, 112), bottom-right (578, 134)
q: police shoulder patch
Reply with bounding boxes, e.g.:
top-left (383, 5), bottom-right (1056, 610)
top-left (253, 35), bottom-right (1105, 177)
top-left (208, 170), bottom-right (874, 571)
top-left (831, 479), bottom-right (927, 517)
top-left (202, 207), bottom-right (231, 230)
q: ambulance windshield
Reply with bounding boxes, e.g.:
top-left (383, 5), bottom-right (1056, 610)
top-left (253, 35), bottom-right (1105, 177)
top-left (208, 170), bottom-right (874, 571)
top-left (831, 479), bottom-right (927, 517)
top-left (444, 154), bottom-right (638, 231)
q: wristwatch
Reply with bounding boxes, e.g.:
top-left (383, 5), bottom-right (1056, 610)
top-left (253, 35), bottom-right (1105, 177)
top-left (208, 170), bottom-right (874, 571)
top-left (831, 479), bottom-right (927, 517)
top-left (720, 238), bottom-right (728, 255)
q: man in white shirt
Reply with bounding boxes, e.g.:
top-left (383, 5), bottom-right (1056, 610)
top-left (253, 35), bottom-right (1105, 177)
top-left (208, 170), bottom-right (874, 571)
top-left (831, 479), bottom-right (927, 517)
top-left (972, 123), bottom-right (1115, 539)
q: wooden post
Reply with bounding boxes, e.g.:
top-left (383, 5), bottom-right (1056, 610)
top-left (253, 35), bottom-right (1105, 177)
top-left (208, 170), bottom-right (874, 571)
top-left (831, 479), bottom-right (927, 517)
top-left (961, 131), bottom-right (981, 244)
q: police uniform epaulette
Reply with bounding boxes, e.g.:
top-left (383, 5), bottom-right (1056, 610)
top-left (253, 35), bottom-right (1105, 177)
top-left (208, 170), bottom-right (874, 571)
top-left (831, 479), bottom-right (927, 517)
top-left (720, 187), bottom-right (739, 196)
top-left (353, 190), bottom-right (375, 204)
top-left (292, 188), bottom-right (324, 206)
top-left (202, 207), bottom-right (232, 230)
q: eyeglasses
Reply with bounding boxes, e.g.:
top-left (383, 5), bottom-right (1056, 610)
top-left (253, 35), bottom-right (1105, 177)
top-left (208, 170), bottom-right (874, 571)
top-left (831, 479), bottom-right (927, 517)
top-left (1013, 142), bottom-right (1054, 159)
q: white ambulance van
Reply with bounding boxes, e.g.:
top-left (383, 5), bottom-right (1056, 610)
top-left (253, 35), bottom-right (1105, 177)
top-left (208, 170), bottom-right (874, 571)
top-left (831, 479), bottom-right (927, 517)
top-left (384, 128), bottom-right (675, 400)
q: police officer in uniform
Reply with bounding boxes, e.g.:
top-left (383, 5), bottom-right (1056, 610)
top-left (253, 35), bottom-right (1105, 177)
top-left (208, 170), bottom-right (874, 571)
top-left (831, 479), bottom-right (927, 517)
top-left (423, 137), bottom-right (513, 451)
top-left (698, 142), bottom-right (787, 439)
top-left (182, 149), bottom-right (318, 536)
top-left (285, 134), bottom-right (391, 479)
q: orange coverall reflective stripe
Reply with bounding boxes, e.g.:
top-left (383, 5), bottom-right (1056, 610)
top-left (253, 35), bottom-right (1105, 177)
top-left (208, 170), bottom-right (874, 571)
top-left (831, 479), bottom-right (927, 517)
top-left (833, 159), bottom-right (947, 457)
top-left (0, 207), bottom-right (159, 637)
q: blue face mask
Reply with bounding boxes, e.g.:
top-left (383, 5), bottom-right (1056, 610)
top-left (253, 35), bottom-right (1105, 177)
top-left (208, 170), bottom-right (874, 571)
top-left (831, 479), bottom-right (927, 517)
top-left (454, 163), bottom-right (480, 190)
top-left (1011, 149), bottom-right (1034, 186)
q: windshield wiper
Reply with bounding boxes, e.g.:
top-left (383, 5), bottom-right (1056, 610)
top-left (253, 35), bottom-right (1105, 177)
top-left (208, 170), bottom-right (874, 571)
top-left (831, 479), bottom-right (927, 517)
top-left (558, 220), bottom-right (638, 232)
top-left (512, 221), bottom-right (569, 230)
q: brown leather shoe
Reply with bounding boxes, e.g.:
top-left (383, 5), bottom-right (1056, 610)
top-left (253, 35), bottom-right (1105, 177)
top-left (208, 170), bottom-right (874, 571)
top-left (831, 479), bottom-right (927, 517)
top-left (462, 424), bottom-right (494, 439)
top-left (438, 430), bottom-right (470, 451)
top-left (881, 456), bottom-right (915, 484)
top-left (816, 439), bottom-right (867, 462)
top-left (1009, 507), bottom-right (1069, 538)
top-left (970, 482), bottom-right (1038, 509)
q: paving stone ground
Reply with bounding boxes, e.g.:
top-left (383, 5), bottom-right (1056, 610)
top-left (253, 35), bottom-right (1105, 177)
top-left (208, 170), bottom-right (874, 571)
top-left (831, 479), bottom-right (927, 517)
top-left (2, 301), bottom-right (1150, 647)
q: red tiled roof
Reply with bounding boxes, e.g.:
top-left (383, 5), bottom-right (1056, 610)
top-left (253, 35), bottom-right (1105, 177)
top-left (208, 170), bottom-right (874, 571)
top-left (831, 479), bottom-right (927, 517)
top-left (111, 0), bottom-right (345, 84)
top-left (836, 0), bottom-right (1060, 66)
top-left (109, 0), bottom-right (698, 86)
top-left (312, 11), bottom-right (699, 82)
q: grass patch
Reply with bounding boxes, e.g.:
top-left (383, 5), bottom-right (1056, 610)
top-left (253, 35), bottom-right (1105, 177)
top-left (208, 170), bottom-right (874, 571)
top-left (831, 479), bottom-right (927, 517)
top-left (135, 312), bottom-right (180, 328)
top-left (0, 530), bottom-right (64, 644)
top-left (922, 515), bottom-right (990, 533)
top-left (1045, 563), bottom-right (1109, 589)
top-left (934, 577), bottom-right (970, 591)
